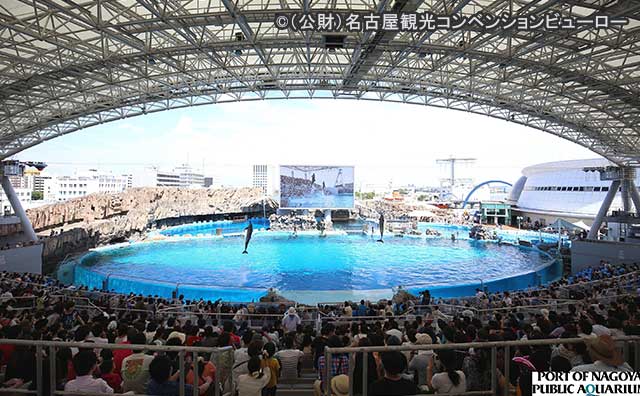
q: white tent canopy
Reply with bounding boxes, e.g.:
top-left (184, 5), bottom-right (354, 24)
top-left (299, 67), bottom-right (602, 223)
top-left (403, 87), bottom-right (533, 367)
top-left (548, 218), bottom-right (590, 231)
top-left (572, 221), bottom-right (591, 231)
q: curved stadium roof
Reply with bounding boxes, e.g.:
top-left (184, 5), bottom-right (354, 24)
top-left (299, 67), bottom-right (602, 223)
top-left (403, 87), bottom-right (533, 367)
top-left (1, 0), bottom-right (639, 164)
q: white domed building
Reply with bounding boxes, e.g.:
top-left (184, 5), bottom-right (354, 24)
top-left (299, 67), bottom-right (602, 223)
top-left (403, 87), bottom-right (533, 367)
top-left (509, 159), bottom-right (640, 226)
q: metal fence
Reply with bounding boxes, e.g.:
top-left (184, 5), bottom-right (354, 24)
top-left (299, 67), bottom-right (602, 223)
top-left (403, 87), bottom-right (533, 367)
top-left (0, 339), bottom-right (232, 396)
top-left (325, 336), bottom-right (640, 396)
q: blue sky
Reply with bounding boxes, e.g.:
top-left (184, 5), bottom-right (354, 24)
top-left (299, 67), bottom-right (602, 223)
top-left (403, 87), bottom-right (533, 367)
top-left (17, 99), bottom-right (598, 188)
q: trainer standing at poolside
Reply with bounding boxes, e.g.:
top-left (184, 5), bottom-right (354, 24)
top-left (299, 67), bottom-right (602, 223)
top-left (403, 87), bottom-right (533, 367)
top-left (282, 307), bottom-right (301, 334)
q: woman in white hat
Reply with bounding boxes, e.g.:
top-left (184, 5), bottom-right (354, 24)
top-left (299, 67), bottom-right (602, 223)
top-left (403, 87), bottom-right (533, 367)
top-left (408, 333), bottom-right (434, 386)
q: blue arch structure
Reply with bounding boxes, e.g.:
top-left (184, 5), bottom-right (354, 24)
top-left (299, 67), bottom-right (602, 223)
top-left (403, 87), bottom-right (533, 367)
top-left (462, 180), bottom-right (513, 208)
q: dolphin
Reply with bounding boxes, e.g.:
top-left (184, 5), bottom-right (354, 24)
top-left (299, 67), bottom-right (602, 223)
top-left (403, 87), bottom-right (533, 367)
top-left (242, 221), bottom-right (253, 254)
top-left (377, 213), bottom-right (384, 243)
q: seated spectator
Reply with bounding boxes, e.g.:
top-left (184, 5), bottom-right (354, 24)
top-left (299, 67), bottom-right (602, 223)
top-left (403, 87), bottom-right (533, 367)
top-left (352, 338), bottom-right (378, 396)
top-left (112, 327), bottom-right (134, 373)
top-left (408, 333), bottom-right (434, 386)
top-left (261, 342), bottom-right (280, 396)
top-left (147, 355), bottom-right (212, 396)
top-left (427, 349), bottom-right (466, 394)
top-left (237, 356), bottom-right (271, 396)
top-left (200, 326), bottom-right (218, 348)
top-left (234, 338), bottom-right (264, 387)
top-left (99, 359), bottom-right (122, 393)
top-left (64, 350), bottom-right (114, 394)
top-left (331, 375), bottom-right (349, 396)
top-left (186, 356), bottom-right (217, 396)
top-left (275, 334), bottom-right (303, 379)
top-left (314, 336), bottom-right (349, 396)
top-left (121, 332), bottom-right (154, 393)
top-left (571, 335), bottom-right (634, 372)
top-left (369, 351), bottom-right (418, 396)
top-left (550, 356), bottom-right (572, 373)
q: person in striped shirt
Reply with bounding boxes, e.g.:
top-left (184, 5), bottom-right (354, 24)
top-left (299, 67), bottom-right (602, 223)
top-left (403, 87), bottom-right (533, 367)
top-left (313, 336), bottom-right (349, 396)
top-left (275, 334), bottom-right (303, 380)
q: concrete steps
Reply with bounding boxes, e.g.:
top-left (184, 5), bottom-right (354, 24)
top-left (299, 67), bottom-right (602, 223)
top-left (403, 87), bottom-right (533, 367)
top-left (275, 368), bottom-right (316, 395)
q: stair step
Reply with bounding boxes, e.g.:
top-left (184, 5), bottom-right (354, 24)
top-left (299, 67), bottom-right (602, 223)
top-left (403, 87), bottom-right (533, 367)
top-left (277, 390), bottom-right (314, 396)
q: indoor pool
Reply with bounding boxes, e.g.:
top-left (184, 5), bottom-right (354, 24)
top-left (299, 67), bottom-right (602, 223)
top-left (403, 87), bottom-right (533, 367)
top-left (68, 221), bottom-right (562, 304)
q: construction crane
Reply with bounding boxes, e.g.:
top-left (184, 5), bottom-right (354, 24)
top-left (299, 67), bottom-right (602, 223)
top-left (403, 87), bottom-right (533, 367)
top-left (436, 157), bottom-right (476, 187)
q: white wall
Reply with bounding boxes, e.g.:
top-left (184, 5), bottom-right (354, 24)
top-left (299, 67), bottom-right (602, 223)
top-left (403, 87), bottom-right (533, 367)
top-left (516, 159), bottom-right (640, 218)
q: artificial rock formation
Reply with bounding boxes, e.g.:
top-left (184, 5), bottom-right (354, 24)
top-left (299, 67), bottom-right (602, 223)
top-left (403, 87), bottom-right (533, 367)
top-left (27, 187), bottom-right (278, 268)
top-left (268, 213), bottom-right (318, 231)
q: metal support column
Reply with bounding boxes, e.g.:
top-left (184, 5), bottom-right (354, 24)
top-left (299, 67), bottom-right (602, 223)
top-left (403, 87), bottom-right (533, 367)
top-left (587, 179), bottom-right (621, 240)
top-left (0, 175), bottom-right (37, 241)
top-left (629, 180), bottom-right (640, 216)
top-left (621, 179), bottom-right (632, 213)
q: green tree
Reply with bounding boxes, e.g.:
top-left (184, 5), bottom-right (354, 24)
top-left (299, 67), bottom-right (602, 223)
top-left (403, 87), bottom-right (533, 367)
top-left (417, 194), bottom-right (428, 201)
top-left (31, 191), bottom-right (43, 200)
top-left (355, 191), bottom-right (375, 200)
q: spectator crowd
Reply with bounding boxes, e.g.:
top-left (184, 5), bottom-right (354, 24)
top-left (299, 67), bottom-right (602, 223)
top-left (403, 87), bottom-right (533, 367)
top-left (0, 260), bottom-right (637, 396)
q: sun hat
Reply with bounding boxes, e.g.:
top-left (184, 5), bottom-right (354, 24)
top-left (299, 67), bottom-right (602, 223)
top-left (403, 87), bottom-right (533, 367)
top-left (512, 356), bottom-right (536, 371)
top-left (386, 328), bottom-right (403, 340)
top-left (415, 333), bottom-right (432, 345)
top-left (288, 307), bottom-right (296, 315)
top-left (586, 334), bottom-right (624, 366)
top-left (331, 375), bottom-right (349, 396)
top-left (168, 331), bottom-right (186, 344)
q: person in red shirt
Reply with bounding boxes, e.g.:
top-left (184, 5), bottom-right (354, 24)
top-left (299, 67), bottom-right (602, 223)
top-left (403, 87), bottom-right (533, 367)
top-left (112, 329), bottom-right (134, 373)
top-left (0, 325), bottom-right (20, 366)
top-left (185, 327), bottom-right (202, 347)
top-left (99, 360), bottom-right (122, 393)
top-left (222, 321), bottom-right (241, 347)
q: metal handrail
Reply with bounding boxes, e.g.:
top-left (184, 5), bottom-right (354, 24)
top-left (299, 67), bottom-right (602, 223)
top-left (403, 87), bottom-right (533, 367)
top-left (324, 336), bottom-right (640, 396)
top-left (0, 340), bottom-right (234, 396)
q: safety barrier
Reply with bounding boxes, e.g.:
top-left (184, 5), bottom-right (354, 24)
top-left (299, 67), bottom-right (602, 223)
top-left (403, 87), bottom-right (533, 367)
top-left (325, 336), bottom-right (640, 396)
top-left (0, 339), bottom-right (233, 396)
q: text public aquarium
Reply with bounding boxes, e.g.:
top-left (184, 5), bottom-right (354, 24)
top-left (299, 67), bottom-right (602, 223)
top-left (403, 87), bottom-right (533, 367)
top-left (533, 372), bottom-right (640, 396)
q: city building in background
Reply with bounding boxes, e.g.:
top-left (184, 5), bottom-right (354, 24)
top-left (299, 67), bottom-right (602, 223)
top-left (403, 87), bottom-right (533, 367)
top-left (253, 164), bottom-right (268, 194)
top-left (130, 165), bottom-right (209, 188)
top-left (7, 169), bottom-right (50, 197)
top-left (0, 188), bottom-right (32, 214)
top-left (175, 164), bottom-right (205, 188)
top-left (131, 167), bottom-right (180, 187)
top-left (156, 170), bottom-right (181, 187)
top-left (204, 175), bottom-right (221, 188)
top-left (43, 169), bottom-right (129, 202)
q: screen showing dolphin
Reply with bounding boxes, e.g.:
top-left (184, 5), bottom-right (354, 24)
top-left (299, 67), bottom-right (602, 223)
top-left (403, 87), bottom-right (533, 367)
top-left (280, 165), bottom-right (354, 209)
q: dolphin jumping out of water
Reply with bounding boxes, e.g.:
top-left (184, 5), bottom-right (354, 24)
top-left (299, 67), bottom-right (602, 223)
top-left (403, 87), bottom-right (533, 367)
top-left (242, 221), bottom-right (253, 254)
top-left (377, 213), bottom-right (384, 243)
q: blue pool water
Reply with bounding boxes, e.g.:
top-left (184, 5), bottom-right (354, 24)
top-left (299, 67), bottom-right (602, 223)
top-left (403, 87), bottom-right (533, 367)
top-left (70, 221), bottom-right (562, 303)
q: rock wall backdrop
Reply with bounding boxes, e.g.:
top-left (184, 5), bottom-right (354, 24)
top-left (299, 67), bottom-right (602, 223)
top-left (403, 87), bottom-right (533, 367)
top-left (26, 187), bottom-right (278, 271)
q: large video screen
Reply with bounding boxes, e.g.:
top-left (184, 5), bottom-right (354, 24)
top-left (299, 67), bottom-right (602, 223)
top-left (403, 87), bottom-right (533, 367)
top-left (280, 165), bottom-right (354, 209)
